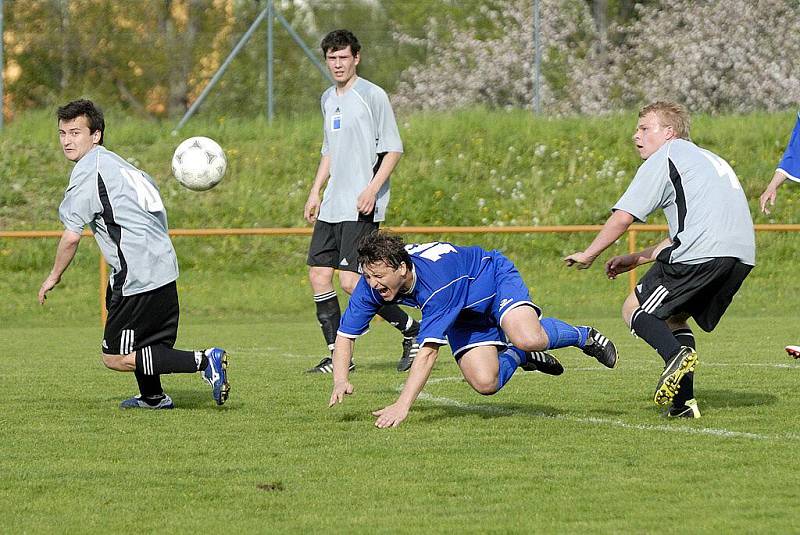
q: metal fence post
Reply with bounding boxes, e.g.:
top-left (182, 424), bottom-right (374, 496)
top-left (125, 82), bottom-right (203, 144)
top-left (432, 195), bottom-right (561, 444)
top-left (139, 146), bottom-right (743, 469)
top-left (1, 0), bottom-right (5, 131)
top-left (266, 0), bottom-right (274, 122)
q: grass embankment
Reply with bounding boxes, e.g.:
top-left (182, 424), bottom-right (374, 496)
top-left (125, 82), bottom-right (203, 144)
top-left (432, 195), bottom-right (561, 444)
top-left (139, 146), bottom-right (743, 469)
top-left (1, 108), bottom-right (799, 327)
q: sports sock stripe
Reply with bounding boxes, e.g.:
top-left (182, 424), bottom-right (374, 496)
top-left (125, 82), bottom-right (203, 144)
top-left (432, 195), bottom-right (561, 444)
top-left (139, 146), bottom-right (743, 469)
top-left (144, 346), bottom-right (153, 375)
top-left (314, 291), bottom-right (337, 302)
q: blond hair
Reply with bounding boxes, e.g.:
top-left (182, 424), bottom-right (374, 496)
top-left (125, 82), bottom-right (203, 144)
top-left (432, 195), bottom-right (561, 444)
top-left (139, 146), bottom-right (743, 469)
top-left (639, 101), bottom-right (690, 139)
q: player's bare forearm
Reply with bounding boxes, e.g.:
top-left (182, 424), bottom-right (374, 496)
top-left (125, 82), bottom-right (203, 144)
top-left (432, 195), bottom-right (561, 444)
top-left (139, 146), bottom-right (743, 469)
top-left (397, 345), bottom-right (437, 405)
top-left (636, 237), bottom-right (673, 264)
top-left (38, 230), bottom-right (81, 304)
top-left (329, 335), bottom-right (355, 406)
top-left (372, 345), bottom-right (438, 429)
top-left (305, 155), bottom-right (331, 222)
top-left (565, 210), bottom-right (634, 268)
top-left (760, 170), bottom-right (790, 214)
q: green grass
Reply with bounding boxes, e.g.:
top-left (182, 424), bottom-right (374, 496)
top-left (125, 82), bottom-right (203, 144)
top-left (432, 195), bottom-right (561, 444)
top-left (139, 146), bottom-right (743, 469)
top-left (2, 313), bottom-right (800, 533)
top-left (4, 108), bottom-right (800, 531)
top-left (3, 108), bottom-right (800, 234)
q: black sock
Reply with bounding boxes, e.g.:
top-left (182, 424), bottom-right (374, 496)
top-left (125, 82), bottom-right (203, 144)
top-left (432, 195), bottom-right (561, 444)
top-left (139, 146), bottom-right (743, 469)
top-left (134, 369), bottom-right (163, 399)
top-left (377, 304), bottom-right (418, 336)
top-left (630, 309), bottom-right (682, 364)
top-left (136, 344), bottom-right (201, 375)
top-left (314, 291), bottom-right (340, 351)
top-left (672, 328), bottom-right (696, 406)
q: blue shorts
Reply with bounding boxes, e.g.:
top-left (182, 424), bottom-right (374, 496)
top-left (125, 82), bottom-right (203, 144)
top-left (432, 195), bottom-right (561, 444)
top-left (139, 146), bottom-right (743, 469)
top-left (447, 252), bottom-right (541, 359)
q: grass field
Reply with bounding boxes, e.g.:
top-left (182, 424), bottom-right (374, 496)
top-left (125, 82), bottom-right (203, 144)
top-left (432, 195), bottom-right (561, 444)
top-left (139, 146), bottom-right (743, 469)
top-left (3, 310), bottom-right (800, 533)
top-left (4, 108), bottom-right (800, 532)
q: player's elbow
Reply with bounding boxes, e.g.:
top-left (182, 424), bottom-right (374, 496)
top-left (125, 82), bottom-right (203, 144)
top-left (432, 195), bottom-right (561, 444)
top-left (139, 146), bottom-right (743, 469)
top-left (63, 230), bottom-right (82, 246)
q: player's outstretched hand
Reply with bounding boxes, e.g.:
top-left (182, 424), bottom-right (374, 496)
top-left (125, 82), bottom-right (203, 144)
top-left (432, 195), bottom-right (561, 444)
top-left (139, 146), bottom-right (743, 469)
top-left (329, 380), bottom-right (354, 407)
top-left (759, 186), bottom-right (778, 215)
top-left (564, 251), bottom-right (595, 269)
top-left (372, 402), bottom-right (409, 429)
top-left (605, 254), bottom-right (638, 279)
top-left (37, 276), bottom-right (60, 305)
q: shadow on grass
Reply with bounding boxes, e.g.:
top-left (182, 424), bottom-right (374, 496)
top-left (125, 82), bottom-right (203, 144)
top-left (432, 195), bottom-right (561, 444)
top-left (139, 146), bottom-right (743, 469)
top-left (411, 402), bottom-right (563, 423)
top-left (697, 389), bottom-right (778, 409)
top-left (106, 387), bottom-right (238, 411)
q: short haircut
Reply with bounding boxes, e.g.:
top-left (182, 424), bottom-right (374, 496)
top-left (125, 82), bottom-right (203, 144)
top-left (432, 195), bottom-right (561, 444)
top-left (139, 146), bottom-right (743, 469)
top-left (357, 231), bottom-right (411, 271)
top-left (57, 99), bottom-right (105, 145)
top-left (321, 29), bottom-right (361, 57)
top-left (639, 101), bottom-right (690, 139)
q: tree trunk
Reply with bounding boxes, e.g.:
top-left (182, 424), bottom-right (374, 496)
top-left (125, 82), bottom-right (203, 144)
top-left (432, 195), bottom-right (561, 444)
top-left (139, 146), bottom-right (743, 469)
top-left (165, 0), bottom-right (197, 117)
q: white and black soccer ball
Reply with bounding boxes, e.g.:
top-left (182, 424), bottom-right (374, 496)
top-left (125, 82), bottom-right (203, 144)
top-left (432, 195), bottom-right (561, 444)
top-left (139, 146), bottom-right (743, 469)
top-left (171, 136), bottom-right (227, 191)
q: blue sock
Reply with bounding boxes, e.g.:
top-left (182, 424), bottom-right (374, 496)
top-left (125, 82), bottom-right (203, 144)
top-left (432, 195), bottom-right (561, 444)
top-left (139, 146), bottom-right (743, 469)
top-left (540, 318), bottom-right (589, 349)
top-left (496, 347), bottom-right (524, 391)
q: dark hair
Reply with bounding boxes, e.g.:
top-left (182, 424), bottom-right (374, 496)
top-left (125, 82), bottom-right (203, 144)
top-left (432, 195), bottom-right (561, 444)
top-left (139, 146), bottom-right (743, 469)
top-left (357, 231), bottom-right (411, 270)
top-left (57, 99), bottom-right (105, 145)
top-left (321, 29), bottom-right (361, 57)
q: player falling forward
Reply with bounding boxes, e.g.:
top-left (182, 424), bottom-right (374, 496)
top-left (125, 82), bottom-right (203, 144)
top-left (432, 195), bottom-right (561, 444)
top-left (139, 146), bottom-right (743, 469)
top-left (38, 99), bottom-right (229, 409)
top-left (759, 110), bottom-right (800, 359)
top-left (566, 101), bottom-right (755, 418)
top-left (328, 231), bottom-right (618, 428)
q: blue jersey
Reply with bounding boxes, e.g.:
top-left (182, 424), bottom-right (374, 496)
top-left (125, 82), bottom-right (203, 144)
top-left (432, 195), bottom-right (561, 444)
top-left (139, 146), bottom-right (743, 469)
top-left (777, 111), bottom-right (800, 182)
top-left (338, 242), bottom-right (535, 351)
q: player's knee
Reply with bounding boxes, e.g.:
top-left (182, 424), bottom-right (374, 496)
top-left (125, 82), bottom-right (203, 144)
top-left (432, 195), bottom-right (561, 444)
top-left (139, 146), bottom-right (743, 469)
top-left (308, 268), bottom-right (332, 290)
top-left (621, 294), bottom-right (640, 327)
top-left (470, 376), bottom-right (499, 396)
top-left (102, 353), bottom-right (125, 371)
top-left (511, 330), bottom-right (549, 353)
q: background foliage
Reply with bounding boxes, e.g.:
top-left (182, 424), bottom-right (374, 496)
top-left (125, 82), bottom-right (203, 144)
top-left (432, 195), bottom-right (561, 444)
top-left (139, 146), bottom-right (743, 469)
top-left (6, 0), bottom-right (797, 122)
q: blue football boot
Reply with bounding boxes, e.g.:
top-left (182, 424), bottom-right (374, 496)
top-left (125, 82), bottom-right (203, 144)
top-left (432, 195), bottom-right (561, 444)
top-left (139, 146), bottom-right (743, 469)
top-left (202, 348), bottom-right (230, 405)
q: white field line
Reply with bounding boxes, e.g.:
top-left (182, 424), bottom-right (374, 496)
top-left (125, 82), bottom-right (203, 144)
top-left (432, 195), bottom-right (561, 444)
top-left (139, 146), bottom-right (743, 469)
top-left (408, 377), bottom-right (800, 442)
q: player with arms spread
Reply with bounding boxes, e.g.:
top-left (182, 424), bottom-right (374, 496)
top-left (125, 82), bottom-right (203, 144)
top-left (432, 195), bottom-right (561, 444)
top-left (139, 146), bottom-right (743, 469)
top-left (566, 101), bottom-right (755, 418)
top-left (328, 231), bottom-right (618, 428)
top-left (38, 99), bottom-right (229, 409)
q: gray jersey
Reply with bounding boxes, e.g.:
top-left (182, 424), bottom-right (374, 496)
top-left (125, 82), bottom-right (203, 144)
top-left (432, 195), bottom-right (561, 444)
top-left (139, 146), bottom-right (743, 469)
top-left (319, 77), bottom-right (403, 223)
top-left (59, 146), bottom-right (179, 296)
top-left (613, 139), bottom-right (755, 266)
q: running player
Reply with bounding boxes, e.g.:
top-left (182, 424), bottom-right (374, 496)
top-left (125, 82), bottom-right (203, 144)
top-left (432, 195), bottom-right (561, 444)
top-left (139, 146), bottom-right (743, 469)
top-left (566, 101), bottom-right (755, 418)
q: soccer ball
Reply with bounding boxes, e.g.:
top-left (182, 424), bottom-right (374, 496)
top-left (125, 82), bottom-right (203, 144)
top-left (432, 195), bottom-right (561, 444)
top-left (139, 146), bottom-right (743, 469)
top-left (171, 136), bottom-right (227, 191)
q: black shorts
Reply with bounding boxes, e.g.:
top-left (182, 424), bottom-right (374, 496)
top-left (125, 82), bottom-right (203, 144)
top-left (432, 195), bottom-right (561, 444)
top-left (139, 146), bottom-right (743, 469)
top-left (306, 220), bottom-right (379, 273)
top-left (103, 281), bottom-right (180, 355)
top-left (635, 257), bottom-right (752, 332)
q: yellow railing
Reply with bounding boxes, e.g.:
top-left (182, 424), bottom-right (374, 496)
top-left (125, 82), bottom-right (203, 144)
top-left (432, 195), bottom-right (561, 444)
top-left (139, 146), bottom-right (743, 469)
top-left (4, 224), bottom-right (799, 325)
